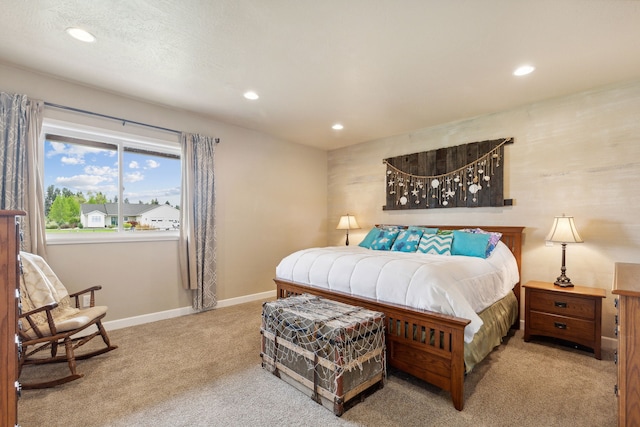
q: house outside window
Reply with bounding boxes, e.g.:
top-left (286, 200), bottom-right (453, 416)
top-left (41, 119), bottom-right (181, 241)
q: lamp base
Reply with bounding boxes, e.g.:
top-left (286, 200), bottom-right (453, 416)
top-left (554, 275), bottom-right (574, 287)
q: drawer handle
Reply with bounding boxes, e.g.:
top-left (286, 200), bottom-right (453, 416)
top-left (554, 301), bottom-right (567, 308)
top-left (554, 322), bottom-right (567, 329)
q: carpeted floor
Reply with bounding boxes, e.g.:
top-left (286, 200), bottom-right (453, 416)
top-left (18, 299), bottom-right (617, 426)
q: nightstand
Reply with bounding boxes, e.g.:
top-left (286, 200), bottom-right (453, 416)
top-left (523, 281), bottom-right (606, 359)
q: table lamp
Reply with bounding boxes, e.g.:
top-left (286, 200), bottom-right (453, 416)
top-left (336, 214), bottom-right (360, 246)
top-left (546, 214), bottom-right (583, 287)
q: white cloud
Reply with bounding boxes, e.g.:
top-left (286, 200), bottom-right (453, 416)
top-left (55, 174), bottom-right (114, 192)
top-left (145, 159), bottom-right (160, 169)
top-left (46, 141), bottom-right (115, 165)
top-left (61, 156), bottom-right (84, 165)
top-left (124, 171), bottom-right (144, 183)
top-left (129, 161), bottom-right (140, 169)
top-left (84, 165), bottom-right (117, 178)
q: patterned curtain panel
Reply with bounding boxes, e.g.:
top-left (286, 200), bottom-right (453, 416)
top-left (0, 92), bottom-right (46, 257)
top-left (179, 132), bottom-right (217, 311)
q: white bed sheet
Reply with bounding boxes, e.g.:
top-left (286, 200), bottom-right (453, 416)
top-left (275, 241), bottom-right (519, 343)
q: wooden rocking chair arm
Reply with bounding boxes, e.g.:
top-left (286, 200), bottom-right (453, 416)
top-left (19, 302), bottom-right (59, 318)
top-left (70, 285), bottom-right (102, 308)
top-left (68, 285), bottom-right (103, 298)
top-left (19, 302), bottom-right (59, 337)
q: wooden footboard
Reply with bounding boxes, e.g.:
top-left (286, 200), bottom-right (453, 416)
top-left (274, 226), bottom-right (523, 411)
top-left (274, 279), bottom-right (470, 410)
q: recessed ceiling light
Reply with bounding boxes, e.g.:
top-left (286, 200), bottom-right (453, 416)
top-left (243, 91), bottom-right (259, 100)
top-left (513, 65), bottom-right (535, 76)
top-left (332, 123), bottom-right (344, 130)
top-left (66, 27), bottom-right (96, 43)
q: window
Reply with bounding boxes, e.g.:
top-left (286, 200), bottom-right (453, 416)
top-left (41, 119), bottom-right (181, 241)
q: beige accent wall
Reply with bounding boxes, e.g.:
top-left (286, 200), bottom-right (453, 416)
top-left (1, 61), bottom-right (328, 321)
top-left (328, 80), bottom-right (640, 339)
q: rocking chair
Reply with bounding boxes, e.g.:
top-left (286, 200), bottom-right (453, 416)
top-left (18, 252), bottom-right (117, 389)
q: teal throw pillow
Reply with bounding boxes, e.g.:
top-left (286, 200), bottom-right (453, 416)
top-left (459, 228), bottom-right (503, 257)
top-left (408, 226), bottom-right (439, 235)
top-left (358, 227), bottom-right (380, 248)
top-left (391, 228), bottom-right (424, 252)
top-left (451, 230), bottom-right (491, 258)
top-left (369, 228), bottom-right (400, 251)
top-left (417, 233), bottom-right (453, 255)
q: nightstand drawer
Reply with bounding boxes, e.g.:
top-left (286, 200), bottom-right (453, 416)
top-left (528, 311), bottom-right (595, 344)
top-left (528, 289), bottom-right (596, 320)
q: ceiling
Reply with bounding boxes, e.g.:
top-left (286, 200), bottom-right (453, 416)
top-left (1, 1), bottom-right (640, 150)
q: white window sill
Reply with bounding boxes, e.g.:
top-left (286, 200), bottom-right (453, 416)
top-left (46, 230), bottom-right (180, 245)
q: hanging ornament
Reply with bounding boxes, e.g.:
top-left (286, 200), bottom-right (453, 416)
top-left (431, 179), bottom-right (440, 188)
top-left (469, 184), bottom-right (479, 194)
top-left (399, 196), bottom-right (408, 205)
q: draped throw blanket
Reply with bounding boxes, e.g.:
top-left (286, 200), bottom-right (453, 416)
top-left (19, 251), bottom-right (81, 335)
top-left (0, 92), bottom-right (47, 256)
top-left (179, 133), bottom-right (217, 311)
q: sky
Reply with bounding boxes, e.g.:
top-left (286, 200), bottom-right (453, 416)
top-left (44, 139), bottom-right (181, 206)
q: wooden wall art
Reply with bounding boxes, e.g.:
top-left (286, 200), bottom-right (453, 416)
top-left (383, 138), bottom-right (513, 210)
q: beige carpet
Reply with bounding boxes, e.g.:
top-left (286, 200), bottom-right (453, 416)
top-left (18, 299), bottom-right (616, 427)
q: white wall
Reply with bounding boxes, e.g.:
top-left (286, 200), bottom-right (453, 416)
top-left (328, 79), bottom-right (640, 339)
top-left (1, 61), bottom-right (328, 320)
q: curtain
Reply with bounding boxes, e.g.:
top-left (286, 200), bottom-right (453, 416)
top-left (0, 92), bottom-right (47, 257)
top-left (178, 132), bottom-right (217, 311)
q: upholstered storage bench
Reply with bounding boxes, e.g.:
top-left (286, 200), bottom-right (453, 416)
top-left (260, 294), bottom-right (386, 416)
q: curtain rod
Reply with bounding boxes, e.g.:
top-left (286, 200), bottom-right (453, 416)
top-left (44, 102), bottom-right (220, 143)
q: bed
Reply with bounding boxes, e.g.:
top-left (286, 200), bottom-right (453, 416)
top-left (273, 225), bottom-right (524, 411)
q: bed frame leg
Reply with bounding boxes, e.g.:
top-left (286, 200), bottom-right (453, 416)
top-left (452, 387), bottom-right (464, 411)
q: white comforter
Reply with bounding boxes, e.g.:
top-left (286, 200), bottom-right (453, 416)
top-left (275, 241), bottom-right (519, 343)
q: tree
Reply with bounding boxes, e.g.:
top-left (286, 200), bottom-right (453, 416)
top-left (45, 185), bottom-right (60, 216)
top-left (75, 191), bottom-right (86, 205)
top-left (86, 191), bottom-right (109, 204)
top-left (48, 195), bottom-right (80, 227)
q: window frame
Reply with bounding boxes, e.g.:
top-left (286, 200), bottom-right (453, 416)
top-left (41, 118), bottom-right (182, 245)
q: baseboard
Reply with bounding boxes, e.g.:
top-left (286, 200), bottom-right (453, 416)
top-left (519, 319), bottom-right (617, 352)
top-left (102, 289), bottom-right (276, 332)
top-left (601, 336), bottom-right (617, 352)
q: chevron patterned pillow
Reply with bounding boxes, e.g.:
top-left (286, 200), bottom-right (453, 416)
top-left (417, 233), bottom-right (453, 255)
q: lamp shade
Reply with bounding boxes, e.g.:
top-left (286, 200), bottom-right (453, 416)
top-left (336, 215), bottom-right (360, 230)
top-left (546, 215), bottom-right (584, 244)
